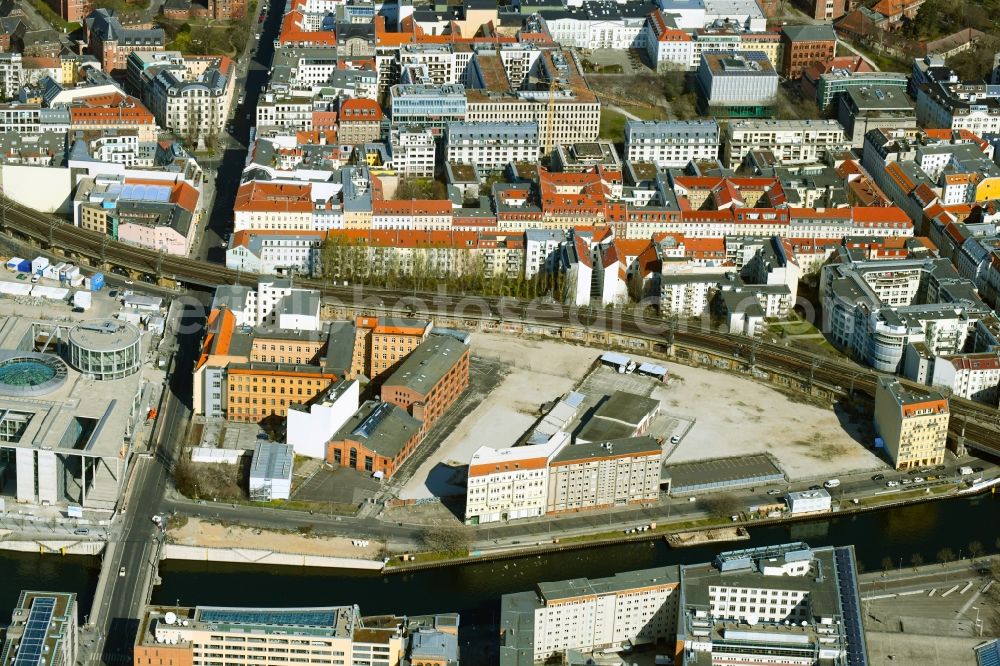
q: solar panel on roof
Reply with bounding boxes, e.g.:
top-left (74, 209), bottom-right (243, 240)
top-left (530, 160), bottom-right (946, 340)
top-left (13, 596), bottom-right (56, 666)
top-left (198, 609), bottom-right (336, 627)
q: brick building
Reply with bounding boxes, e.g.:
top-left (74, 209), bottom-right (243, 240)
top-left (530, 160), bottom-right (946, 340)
top-left (325, 400), bottom-right (422, 477)
top-left (379, 335), bottom-right (470, 432)
top-left (84, 9), bottom-right (164, 77)
top-left (351, 316), bottom-right (431, 380)
top-left (780, 24), bottom-right (837, 80)
top-left (338, 97), bottom-right (382, 145)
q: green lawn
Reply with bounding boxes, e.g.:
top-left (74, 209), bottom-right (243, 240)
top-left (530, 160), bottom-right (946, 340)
top-left (599, 106), bottom-right (667, 140)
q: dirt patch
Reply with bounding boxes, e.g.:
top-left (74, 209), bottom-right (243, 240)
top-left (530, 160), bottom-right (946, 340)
top-left (167, 517), bottom-right (385, 559)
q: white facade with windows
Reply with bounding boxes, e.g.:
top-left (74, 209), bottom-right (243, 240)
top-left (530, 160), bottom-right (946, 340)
top-left (390, 127), bottom-right (436, 178)
top-left (445, 121), bottom-right (540, 170)
top-left (464, 439), bottom-right (564, 525)
top-left (0, 53), bottom-right (23, 100)
top-left (625, 119), bottom-right (720, 167)
top-left (226, 232), bottom-right (326, 277)
top-left (724, 118), bottom-right (851, 169)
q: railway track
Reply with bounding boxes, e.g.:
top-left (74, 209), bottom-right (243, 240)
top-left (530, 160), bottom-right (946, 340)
top-left (3, 197), bottom-right (999, 456)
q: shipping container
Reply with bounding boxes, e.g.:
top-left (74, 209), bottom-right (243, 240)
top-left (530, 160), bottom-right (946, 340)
top-left (31, 257), bottom-right (49, 274)
top-left (16, 259), bottom-right (31, 273)
top-left (59, 264), bottom-right (75, 280)
top-left (73, 290), bottom-right (92, 311)
top-left (70, 274), bottom-right (84, 287)
top-left (6, 257), bottom-right (23, 271)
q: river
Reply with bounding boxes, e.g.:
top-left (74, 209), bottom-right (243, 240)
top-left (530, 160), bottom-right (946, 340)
top-left (1, 493), bottom-right (996, 661)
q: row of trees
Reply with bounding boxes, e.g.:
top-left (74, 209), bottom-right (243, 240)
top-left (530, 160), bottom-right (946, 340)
top-left (318, 236), bottom-right (567, 299)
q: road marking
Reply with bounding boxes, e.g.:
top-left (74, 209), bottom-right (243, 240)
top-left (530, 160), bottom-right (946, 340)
top-left (940, 584), bottom-right (959, 597)
top-left (958, 590), bottom-right (981, 616)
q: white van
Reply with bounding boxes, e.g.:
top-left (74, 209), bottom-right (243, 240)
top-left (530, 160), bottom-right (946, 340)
top-left (823, 478), bottom-right (841, 489)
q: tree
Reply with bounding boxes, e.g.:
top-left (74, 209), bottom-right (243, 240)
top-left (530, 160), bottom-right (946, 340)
top-left (421, 525), bottom-right (471, 553)
top-left (910, 553), bottom-right (924, 570)
top-left (881, 556), bottom-right (894, 573)
top-left (947, 38), bottom-right (1000, 83)
top-left (661, 67), bottom-right (686, 102)
top-left (968, 540), bottom-right (984, 562)
top-left (701, 493), bottom-right (744, 518)
top-left (936, 547), bottom-right (956, 565)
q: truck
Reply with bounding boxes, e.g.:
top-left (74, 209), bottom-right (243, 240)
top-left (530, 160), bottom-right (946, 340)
top-left (959, 466), bottom-right (974, 476)
top-left (72, 290), bottom-right (92, 311)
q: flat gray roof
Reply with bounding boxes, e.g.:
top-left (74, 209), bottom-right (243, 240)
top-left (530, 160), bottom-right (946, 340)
top-left (666, 454), bottom-right (784, 491)
top-left (382, 335), bottom-right (466, 397)
top-left (552, 436), bottom-right (660, 465)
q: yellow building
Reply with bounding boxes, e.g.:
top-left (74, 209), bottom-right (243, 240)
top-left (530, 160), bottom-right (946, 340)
top-left (874, 378), bottom-right (950, 470)
top-left (351, 315), bottom-right (432, 380)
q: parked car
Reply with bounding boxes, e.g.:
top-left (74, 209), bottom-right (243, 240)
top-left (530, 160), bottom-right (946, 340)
top-left (823, 478), bottom-right (841, 489)
top-left (669, 435), bottom-right (680, 444)
top-left (871, 473), bottom-right (885, 481)
top-left (118, 566), bottom-right (126, 577)
top-left (73, 528), bottom-right (89, 536)
top-left (767, 489), bottom-right (782, 496)
top-left (901, 479), bottom-right (913, 485)
top-left (886, 480), bottom-right (899, 487)
top-left (15, 273), bottom-right (26, 280)
top-left (913, 476), bottom-right (924, 483)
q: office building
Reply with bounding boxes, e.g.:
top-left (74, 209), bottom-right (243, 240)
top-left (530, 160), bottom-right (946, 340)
top-left (837, 85), bottom-right (916, 147)
top-left (678, 543), bottom-right (869, 666)
top-left (780, 24), bottom-right (837, 80)
top-left (287, 379), bottom-right (361, 459)
top-left (696, 51), bottom-right (778, 118)
top-left (624, 119), bottom-right (720, 168)
top-left (0, 591), bottom-right (78, 666)
top-left (389, 83), bottom-right (466, 130)
top-left (133, 605), bottom-right (411, 666)
top-left (874, 378), bottom-right (950, 470)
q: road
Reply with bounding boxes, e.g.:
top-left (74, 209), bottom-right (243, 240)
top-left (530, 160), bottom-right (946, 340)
top-left (195, 0), bottom-right (283, 262)
top-left (93, 301), bottom-right (203, 665)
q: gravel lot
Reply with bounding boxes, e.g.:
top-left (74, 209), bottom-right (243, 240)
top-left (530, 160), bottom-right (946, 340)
top-left (168, 517), bottom-right (384, 559)
top-left (396, 333), bottom-right (885, 501)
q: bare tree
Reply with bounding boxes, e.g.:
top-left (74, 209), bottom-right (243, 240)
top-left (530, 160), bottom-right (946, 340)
top-left (421, 525), bottom-right (471, 553)
top-left (936, 547), bottom-right (956, 565)
top-left (909, 553), bottom-right (924, 570)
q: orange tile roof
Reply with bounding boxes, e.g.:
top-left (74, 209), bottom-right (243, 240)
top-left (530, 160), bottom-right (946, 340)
top-left (340, 97), bottom-right (383, 122)
top-left (234, 181), bottom-right (312, 213)
top-left (850, 206), bottom-right (911, 225)
top-left (373, 199), bottom-right (453, 215)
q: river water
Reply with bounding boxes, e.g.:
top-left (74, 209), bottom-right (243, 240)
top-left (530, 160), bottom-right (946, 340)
top-left (1, 493), bottom-right (996, 660)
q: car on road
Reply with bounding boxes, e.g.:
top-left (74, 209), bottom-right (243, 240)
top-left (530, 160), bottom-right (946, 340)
top-left (767, 489), bottom-right (782, 496)
top-left (73, 528), bottom-right (89, 535)
top-left (124, 278), bottom-right (134, 285)
top-left (118, 566), bottom-right (126, 577)
top-left (823, 478), bottom-right (841, 489)
top-left (901, 478), bottom-right (913, 485)
top-left (926, 475), bottom-right (938, 481)
top-left (871, 473), bottom-right (885, 481)
top-left (913, 476), bottom-right (924, 483)
top-left (30, 275), bottom-right (39, 283)
top-left (669, 435), bottom-right (680, 444)
top-left (907, 469), bottom-right (921, 475)
top-left (886, 480), bottom-right (899, 487)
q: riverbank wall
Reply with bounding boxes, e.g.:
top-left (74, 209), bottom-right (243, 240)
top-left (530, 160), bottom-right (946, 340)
top-left (0, 540), bottom-right (105, 556)
top-left (160, 544), bottom-right (384, 570)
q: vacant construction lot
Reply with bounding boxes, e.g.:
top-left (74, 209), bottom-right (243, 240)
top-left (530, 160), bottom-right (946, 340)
top-left (396, 334), bottom-right (885, 501)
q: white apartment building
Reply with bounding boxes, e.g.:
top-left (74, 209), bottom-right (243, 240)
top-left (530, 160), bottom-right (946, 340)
top-left (398, 43), bottom-right (461, 85)
top-left (724, 118), bottom-right (851, 169)
top-left (546, 437), bottom-right (662, 513)
top-left (390, 127), bottom-right (435, 178)
top-left (87, 131), bottom-right (154, 167)
top-left (916, 79), bottom-right (1000, 136)
top-left (256, 93), bottom-right (314, 130)
top-left (445, 121), bottom-right (540, 170)
top-left (0, 53), bottom-right (23, 99)
top-left (225, 231), bottom-right (327, 277)
top-left (624, 119), bottom-right (720, 167)
top-left (544, 3), bottom-right (650, 50)
top-left (501, 567), bottom-right (680, 660)
top-left (465, 440), bottom-right (563, 524)
top-left (930, 353), bottom-right (1000, 406)
top-left (233, 181), bottom-right (314, 233)
top-left (659, 270), bottom-right (728, 317)
top-left (211, 279), bottom-right (321, 330)
top-left (525, 229), bottom-right (565, 279)
top-left (644, 10), bottom-right (696, 71)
